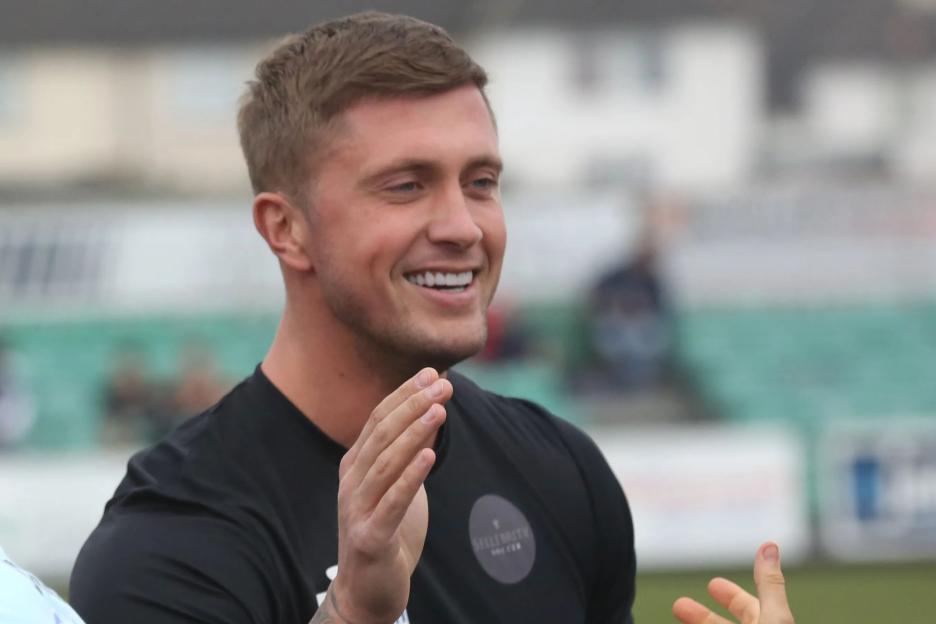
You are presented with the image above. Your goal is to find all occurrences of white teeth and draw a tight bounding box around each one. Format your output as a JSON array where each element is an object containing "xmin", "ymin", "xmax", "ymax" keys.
[{"xmin": 406, "ymin": 270, "xmax": 474, "ymax": 288}]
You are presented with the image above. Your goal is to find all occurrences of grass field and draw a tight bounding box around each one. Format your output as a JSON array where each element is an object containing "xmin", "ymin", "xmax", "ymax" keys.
[
  {"xmin": 57, "ymin": 560, "xmax": 935, "ymax": 622},
  {"xmin": 635, "ymin": 561, "xmax": 936, "ymax": 623}
]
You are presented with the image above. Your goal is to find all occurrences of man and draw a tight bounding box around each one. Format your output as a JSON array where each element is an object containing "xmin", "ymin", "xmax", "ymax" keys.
[
  {"xmin": 70, "ymin": 12, "xmax": 794, "ymax": 624},
  {"xmin": 0, "ymin": 546, "xmax": 85, "ymax": 623}
]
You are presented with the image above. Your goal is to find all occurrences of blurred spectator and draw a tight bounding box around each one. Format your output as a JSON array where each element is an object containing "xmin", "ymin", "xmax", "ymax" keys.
[
  {"xmin": 167, "ymin": 342, "xmax": 228, "ymax": 424},
  {"xmin": 0, "ymin": 338, "xmax": 37, "ymax": 450},
  {"xmin": 578, "ymin": 217, "xmax": 673, "ymax": 394},
  {"xmin": 101, "ymin": 342, "xmax": 165, "ymax": 445}
]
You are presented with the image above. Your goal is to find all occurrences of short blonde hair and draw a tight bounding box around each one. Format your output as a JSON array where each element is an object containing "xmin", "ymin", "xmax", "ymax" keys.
[{"xmin": 237, "ymin": 11, "xmax": 489, "ymax": 198}]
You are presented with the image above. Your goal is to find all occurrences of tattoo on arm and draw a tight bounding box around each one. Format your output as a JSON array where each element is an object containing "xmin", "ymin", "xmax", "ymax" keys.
[{"xmin": 308, "ymin": 586, "xmax": 353, "ymax": 624}]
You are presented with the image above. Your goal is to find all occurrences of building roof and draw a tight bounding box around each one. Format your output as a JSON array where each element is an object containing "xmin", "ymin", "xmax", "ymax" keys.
[
  {"xmin": 0, "ymin": 0, "xmax": 718, "ymax": 46},
  {"xmin": 3, "ymin": 0, "xmax": 936, "ymax": 107}
]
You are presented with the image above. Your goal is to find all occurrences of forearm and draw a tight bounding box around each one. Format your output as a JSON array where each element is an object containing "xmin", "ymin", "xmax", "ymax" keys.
[{"xmin": 308, "ymin": 586, "xmax": 350, "ymax": 624}]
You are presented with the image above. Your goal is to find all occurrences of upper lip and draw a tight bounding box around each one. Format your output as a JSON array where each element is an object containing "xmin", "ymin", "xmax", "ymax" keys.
[{"xmin": 403, "ymin": 266, "xmax": 480, "ymax": 275}]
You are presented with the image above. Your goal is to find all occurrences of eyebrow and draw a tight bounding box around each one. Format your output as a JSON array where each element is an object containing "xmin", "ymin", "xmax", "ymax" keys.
[{"xmin": 359, "ymin": 155, "xmax": 504, "ymax": 189}]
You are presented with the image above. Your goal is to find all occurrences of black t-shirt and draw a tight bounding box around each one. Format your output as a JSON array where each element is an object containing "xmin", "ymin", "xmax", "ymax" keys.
[{"xmin": 71, "ymin": 367, "xmax": 635, "ymax": 623}]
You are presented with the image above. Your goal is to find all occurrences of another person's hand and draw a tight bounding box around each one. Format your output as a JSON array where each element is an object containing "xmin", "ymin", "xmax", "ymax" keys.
[
  {"xmin": 672, "ymin": 542, "xmax": 795, "ymax": 624},
  {"xmin": 320, "ymin": 368, "xmax": 451, "ymax": 624}
]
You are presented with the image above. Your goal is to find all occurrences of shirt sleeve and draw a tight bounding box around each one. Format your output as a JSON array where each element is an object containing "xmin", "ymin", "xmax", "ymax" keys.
[
  {"xmin": 0, "ymin": 552, "xmax": 86, "ymax": 624},
  {"xmin": 69, "ymin": 511, "xmax": 280, "ymax": 624},
  {"xmin": 557, "ymin": 421, "xmax": 637, "ymax": 624}
]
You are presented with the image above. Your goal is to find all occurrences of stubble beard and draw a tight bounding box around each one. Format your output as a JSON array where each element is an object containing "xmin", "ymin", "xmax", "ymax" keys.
[{"xmin": 323, "ymin": 284, "xmax": 489, "ymax": 379}]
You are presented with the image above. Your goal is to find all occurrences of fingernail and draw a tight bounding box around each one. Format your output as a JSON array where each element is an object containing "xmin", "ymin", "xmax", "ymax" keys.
[
  {"xmin": 427, "ymin": 379, "xmax": 444, "ymax": 398},
  {"xmin": 763, "ymin": 543, "xmax": 779, "ymax": 562},
  {"xmin": 416, "ymin": 369, "xmax": 434, "ymax": 389},
  {"xmin": 421, "ymin": 406, "xmax": 438, "ymax": 424}
]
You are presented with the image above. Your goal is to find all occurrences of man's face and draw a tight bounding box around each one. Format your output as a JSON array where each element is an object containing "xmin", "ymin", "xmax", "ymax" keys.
[{"xmin": 303, "ymin": 85, "xmax": 506, "ymax": 371}]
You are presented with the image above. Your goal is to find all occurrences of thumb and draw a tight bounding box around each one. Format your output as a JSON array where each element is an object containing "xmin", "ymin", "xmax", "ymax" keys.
[{"xmin": 753, "ymin": 542, "xmax": 795, "ymax": 624}]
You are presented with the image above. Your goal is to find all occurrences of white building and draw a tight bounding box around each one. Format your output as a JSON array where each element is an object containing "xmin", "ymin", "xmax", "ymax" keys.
[
  {"xmin": 0, "ymin": 21, "xmax": 763, "ymax": 195},
  {"xmin": 475, "ymin": 23, "xmax": 763, "ymax": 193}
]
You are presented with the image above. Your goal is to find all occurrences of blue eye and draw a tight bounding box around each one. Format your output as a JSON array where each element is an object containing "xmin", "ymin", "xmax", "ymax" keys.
[
  {"xmin": 391, "ymin": 181, "xmax": 419, "ymax": 192},
  {"xmin": 472, "ymin": 178, "xmax": 497, "ymax": 189}
]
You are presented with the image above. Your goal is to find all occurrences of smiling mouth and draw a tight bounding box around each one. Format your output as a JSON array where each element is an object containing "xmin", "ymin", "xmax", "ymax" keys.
[{"xmin": 405, "ymin": 270, "xmax": 475, "ymax": 293}]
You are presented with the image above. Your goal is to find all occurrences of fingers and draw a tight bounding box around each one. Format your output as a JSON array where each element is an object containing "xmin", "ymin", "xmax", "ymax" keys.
[
  {"xmin": 708, "ymin": 578, "xmax": 759, "ymax": 624},
  {"xmin": 673, "ymin": 576, "xmax": 758, "ymax": 624},
  {"xmin": 672, "ymin": 597, "xmax": 733, "ymax": 624},
  {"xmin": 753, "ymin": 542, "xmax": 795, "ymax": 624},
  {"xmin": 342, "ymin": 367, "xmax": 437, "ymax": 474},
  {"xmin": 368, "ymin": 448, "xmax": 435, "ymax": 540},
  {"xmin": 354, "ymin": 401, "xmax": 447, "ymax": 509},
  {"xmin": 342, "ymin": 368, "xmax": 451, "ymax": 485},
  {"xmin": 675, "ymin": 543, "xmax": 795, "ymax": 624},
  {"xmin": 349, "ymin": 377, "xmax": 450, "ymax": 484}
]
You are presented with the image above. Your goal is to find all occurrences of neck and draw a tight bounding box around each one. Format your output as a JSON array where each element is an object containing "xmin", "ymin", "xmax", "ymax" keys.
[{"xmin": 260, "ymin": 299, "xmax": 421, "ymax": 449}]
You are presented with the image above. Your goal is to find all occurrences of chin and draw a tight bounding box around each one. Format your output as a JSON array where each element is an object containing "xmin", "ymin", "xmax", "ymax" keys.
[
  {"xmin": 419, "ymin": 347, "xmax": 480, "ymax": 372},
  {"xmin": 399, "ymin": 325, "xmax": 488, "ymax": 372},
  {"xmin": 421, "ymin": 334, "xmax": 487, "ymax": 371}
]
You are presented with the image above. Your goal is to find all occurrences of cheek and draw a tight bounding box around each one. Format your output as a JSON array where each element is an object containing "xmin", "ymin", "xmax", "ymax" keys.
[
  {"xmin": 480, "ymin": 211, "xmax": 507, "ymax": 264},
  {"xmin": 358, "ymin": 216, "xmax": 422, "ymax": 276},
  {"xmin": 313, "ymin": 200, "xmax": 401, "ymax": 272}
]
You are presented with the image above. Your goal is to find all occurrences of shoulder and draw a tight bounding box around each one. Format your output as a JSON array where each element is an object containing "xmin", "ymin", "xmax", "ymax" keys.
[
  {"xmin": 448, "ymin": 369, "xmax": 631, "ymax": 531},
  {"xmin": 70, "ymin": 509, "xmax": 278, "ymax": 623},
  {"xmin": 447, "ymin": 369, "xmax": 604, "ymax": 462},
  {"xmin": 111, "ymin": 377, "xmax": 258, "ymax": 506},
  {"xmin": 72, "ymin": 374, "xmax": 313, "ymax": 623}
]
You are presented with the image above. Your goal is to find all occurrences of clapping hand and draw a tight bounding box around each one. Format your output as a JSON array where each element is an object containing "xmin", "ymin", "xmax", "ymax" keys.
[
  {"xmin": 673, "ymin": 542, "xmax": 795, "ymax": 624},
  {"xmin": 314, "ymin": 368, "xmax": 451, "ymax": 624}
]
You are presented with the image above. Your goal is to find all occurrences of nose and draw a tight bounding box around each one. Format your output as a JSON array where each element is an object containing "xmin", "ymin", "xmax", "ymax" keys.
[{"xmin": 426, "ymin": 182, "xmax": 483, "ymax": 249}]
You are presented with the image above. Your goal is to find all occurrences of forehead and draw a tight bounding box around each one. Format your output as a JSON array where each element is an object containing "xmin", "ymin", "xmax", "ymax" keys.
[{"xmin": 326, "ymin": 85, "xmax": 500, "ymax": 172}]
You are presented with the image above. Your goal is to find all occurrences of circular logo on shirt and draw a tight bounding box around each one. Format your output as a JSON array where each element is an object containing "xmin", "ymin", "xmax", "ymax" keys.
[{"xmin": 468, "ymin": 494, "xmax": 536, "ymax": 584}]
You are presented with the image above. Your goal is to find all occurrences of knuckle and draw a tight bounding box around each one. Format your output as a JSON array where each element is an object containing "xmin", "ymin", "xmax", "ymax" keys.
[
  {"xmin": 339, "ymin": 452, "xmax": 354, "ymax": 474},
  {"xmin": 372, "ymin": 452, "xmax": 392, "ymax": 480},
  {"xmin": 729, "ymin": 594, "xmax": 758, "ymax": 623},
  {"xmin": 763, "ymin": 571, "xmax": 786, "ymax": 586},
  {"xmin": 382, "ymin": 484, "xmax": 405, "ymax": 510},
  {"xmin": 406, "ymin": 390, "xmax": 429, "ymax": 413},
  {"xmin": 369, "ymin": 407, "xmax": 386, "ymax": 425},
  {"xmin": 349, "ymin": 524, "xmax": 384, "ymax": 557},
  {"xmin": 386, "ymin": 472, "xmax": 419, "ymax": 507},
  {"xmin": 370, "ymin": 420, "xmax": 391, "ymax": 447},
  {"xmin": 397, "ymin": 465, "xmax": 418, "ymax": 490},
  {"xmin": 336, "ymin": 483, "xmax": 354, "ymax": 509},
  {"xmin": 346, "ymin": 524, "xmax": 368, "ymax": 550},
  {"xmin": 740, "ymin": 603, "xmax": 759, "ymax": 623},
  {"xmin": 401, "ymin": 461, "xmax": 426, "ymax": 490}
]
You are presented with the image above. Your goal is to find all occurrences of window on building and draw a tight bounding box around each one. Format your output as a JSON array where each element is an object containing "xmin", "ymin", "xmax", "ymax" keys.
[{"xmin": 572, "ymin": 32, "xmax": 666, "ymax": 96}]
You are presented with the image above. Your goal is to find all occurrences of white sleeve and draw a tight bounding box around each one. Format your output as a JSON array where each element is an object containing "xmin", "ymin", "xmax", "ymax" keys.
[{"xmin": 0, "ymin": 549, "xmax": 85, "ymax": 624}]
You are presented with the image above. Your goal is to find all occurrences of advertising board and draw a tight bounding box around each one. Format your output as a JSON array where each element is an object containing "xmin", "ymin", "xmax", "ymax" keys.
[
  {"xmin": 819, "ymin": 418, "xmax": 936, "ymax": 561},
  {"xmin": 596, "ymin": 424, "xmax": 810, "ymax": 569}
]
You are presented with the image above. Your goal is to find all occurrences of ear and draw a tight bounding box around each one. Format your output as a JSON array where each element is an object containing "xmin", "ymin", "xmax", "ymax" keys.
[{"xmin": 253, "ymin": 192, "xmax": 314, "ymax": 272}]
